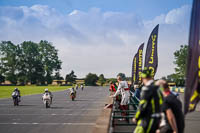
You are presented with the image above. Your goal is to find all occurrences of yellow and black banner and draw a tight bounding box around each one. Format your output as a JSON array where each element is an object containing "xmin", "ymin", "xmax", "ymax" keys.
[
  {"xmin": 184, "ymin": 0, "xmax": 200, "ymax": 114},
  {"xmin": 144, "ymin": 24, "xmax": 159, "ymax": 78},
  {"xmin": 131, "ymin": 43, "xmax": 144, "ymax": 85},
  {"xmin": 136, "ymin": 43, "xmax": 144, "ymax": 83},
  {"xmin": 132, "ymin": 52, "xmax": 138, "ymax": 85}
]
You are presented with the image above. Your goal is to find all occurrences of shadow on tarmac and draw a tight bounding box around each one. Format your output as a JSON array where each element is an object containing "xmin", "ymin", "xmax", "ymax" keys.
[
  {"xmin": 74, "ymin": 99, "xmax": 91, "ymax": 101},
  {"xmin": 50, "ymin": 107, "xmax": 65, "ymax": 109},
  {"xmin": 19, "ymin": 104, "xmax": 36, "ymax": 107}
]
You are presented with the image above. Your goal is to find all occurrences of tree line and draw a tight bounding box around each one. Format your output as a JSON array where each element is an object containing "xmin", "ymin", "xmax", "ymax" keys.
[
  {"xmin": 0, "ymin": 40, "xmax": 108, "ymax": 86},
  {"xmin": 0, "ymin": 40, "xmax": 62, "ymax": 85},
  {"xmin": 65, "ymin": 71, "xmax": 107, "ymax": 86},
  {"xmin": 162, "ymin": 45, "xmax": 188, "ymax": 86}
]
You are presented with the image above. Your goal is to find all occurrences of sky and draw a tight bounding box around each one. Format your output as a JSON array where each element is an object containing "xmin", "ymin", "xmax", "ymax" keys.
[{"xmin": 0, "ymin": 0, "xmax": 193, "ymax": 78}]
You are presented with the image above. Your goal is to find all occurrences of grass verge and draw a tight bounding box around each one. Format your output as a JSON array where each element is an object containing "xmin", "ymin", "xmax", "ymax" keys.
[{"xmin": 0, "ymin": 86, "xmax": 71, "ymax": 99}]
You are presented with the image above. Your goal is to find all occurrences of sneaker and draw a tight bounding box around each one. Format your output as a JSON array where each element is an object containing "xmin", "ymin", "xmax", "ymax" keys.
[{"xmin": 118, "ymin": 118, "xmax": 126, "ymax": 121}]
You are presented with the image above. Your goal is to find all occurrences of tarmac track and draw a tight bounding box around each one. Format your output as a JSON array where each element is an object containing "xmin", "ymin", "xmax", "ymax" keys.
[
  {"xmin": 1, "ymin": 88, "xmax": 200, "ymax": 133},
  {"xmin": 0, "ymin": 86, "xmax": 109, "ymax": 133}
]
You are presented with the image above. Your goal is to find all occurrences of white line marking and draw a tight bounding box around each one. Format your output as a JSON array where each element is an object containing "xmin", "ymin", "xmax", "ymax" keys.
[
  {"xmin": 0, "ymin": 108, "xmax": 101, "ymax": 111},
  {"xmin": 0, "ymin": 114, "xmax": 99, "ymax": 116},
  {"xmin": 0, "ymin": 123, "xmax": 96, "ymax": 126},
  {"xmin": 0, "ymin": 102, "xmax": 105, "ymax": 105}
]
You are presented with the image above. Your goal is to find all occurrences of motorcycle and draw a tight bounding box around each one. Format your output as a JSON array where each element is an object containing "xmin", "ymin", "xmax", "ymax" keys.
[
  {"xmin": 70, "ymin": 92, "xmax": 76, "ymax": 101},
  {"xmin": 81, "ymin": 86, "xmax": 84, "ymax": 91},
  {"xmin": 12, "ymin": 92, "xmax": 20, "ymax": 106},
  {"xmin": 42, "ymin": 93, "xmax": 51, "ymax": 108}
]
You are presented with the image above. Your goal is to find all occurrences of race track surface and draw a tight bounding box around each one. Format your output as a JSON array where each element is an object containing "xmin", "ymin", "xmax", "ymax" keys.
[{"xmin": 0, "ymin": 86, "xmax": 109, "ymax": 133}]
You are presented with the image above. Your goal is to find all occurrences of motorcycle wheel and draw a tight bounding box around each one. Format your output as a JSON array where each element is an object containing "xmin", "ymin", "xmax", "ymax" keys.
[
  {"xmin": 13, "ymin": 98, "xmax": 18, "ymax": 106},
  {"xmin": 46, "ymin": 102, "xmax": 49, "ymax": 108},
  {"xmin": 16, "ymin": 97, "xmax": 19, "ymax": 106},
  {"xmin": 13, "ymin": 99, "xmax": 16, "ymax": 106}
]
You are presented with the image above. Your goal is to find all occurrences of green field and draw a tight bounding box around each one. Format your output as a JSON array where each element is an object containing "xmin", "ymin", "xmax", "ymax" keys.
[{"xmin": 0, "ymin": 86, "xmax": 71, "ymax": 99}]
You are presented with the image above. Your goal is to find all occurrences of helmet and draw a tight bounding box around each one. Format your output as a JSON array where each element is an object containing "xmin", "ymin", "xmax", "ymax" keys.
[
  {"xmin": 45, "ymin": 88, "xmax": 48, "ymax": 92},
  {"xmin": 14, "ymin": 88, "xmax": 18, "ymax": 91},
  {"xmin": 141, "ymin": 68, "xmax": 153, "ymax": 78}
]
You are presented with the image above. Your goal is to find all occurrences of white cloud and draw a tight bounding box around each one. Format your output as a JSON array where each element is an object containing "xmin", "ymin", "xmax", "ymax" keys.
[
  {"xmin": 0, "ymin": 4, "xmax": 191, "ymax": 78},
  {"xmin": 165, "ymin": 5, "xmax": 191, "ymax": 25}
]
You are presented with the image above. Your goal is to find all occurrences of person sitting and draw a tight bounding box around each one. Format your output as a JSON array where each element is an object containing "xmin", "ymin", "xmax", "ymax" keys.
[
  {"xmin": 12, "ymin": 88, "xmax": 21, "ymax": 101},
  {"xmin": 43, "ymin": 88, "xmax": 53, "ymax": 103},
  {"xmin": 80, "ymin": 84, "xmax": 84, "ymax": 90},
  {"xmin": 75, "ymin": 84, "xmax": 78, "ymax": 90},
  {"xmin": 69, "ymin": 87, "xmax": 76, "ymax": 96}
]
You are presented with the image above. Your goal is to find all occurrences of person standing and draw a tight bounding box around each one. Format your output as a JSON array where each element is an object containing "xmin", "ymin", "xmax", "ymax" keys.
[
  {"xmin": 156, "ymin": 80, "xmax": 184, "ymax": 133},
  {"xmin": 110, "ymin": 74, "xmax": 130, "ymax": 120},
  {"xmin": 109, "ymin": 82, "xmax": 116, "ymax": 92},
  {"xmin": 133, "ymin": 68, "xmax": 163, "ymax": 133}
]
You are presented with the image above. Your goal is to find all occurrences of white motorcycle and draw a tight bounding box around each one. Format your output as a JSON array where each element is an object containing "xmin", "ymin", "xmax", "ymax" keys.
[{"xmin": 42, "ymin": 93, "xmax": 51, "ymax": 108}]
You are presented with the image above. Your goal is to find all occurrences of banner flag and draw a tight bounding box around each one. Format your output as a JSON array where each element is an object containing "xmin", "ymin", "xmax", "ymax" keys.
[
  {"xmin": 131, "ymin": 43, "xmax": 144, "ymax": 85},
  {"xmin": 132, "ymin": 52, "xmax": 138, "ymax": 85},
  {"xmin": 144, "ymin": 24, "xmax": 159, "ymax": 77},
  {"xmin": 184, "ymin": 0, "xmax": 200, "ymax": 114},
  {"xmin": 136, "ymin": 43, "xmax": 144, "ymax": 83}
]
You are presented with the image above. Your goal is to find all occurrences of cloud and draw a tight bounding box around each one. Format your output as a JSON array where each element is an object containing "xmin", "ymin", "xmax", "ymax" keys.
[{"xmin": 0, "ymin": 4, "xmax": 191, "ymax": 78}]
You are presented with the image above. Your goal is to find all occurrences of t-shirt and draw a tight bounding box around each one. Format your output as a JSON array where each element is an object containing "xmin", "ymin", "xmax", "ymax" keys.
[{"xmin": 162, "ymin": 94, "xmax": 185, "ymax": 133}]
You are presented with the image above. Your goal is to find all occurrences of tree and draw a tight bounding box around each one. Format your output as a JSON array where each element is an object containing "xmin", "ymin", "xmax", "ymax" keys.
[
  {"xmin": 54, "ymin": 72, "xmax": 64, "ymax": 85},
  {"xmin": 0, "ymin": 74, "xmax": 5, "ymax": 84},
  {"xmin": 85, "ymin": 73, "xmax": 99, "ymax": 86},
  {"xmin": 0, "ymin": 40, "xmax": 62, "ymax": 85},
  {"xmin": 171, "ymin": 45, "xmax": 188, "ymax": 86},
  {"xmin": 107, "ymin": 78, "xmax": 117, "ymax": 84},
  {"xmin": 38, "ymin": 40, "xmax": 62, "ymax": 84},
  {"xmin": 174, "ymin": 45, "xmax": 188, "ymax": 78},
  {"xmin": 163, "ymin": 45, "xmax": 188, "ymax": 86},
  {"xmin": 98, "ymin": 74, "xmax": 106, "ymax": 86},
  {"xmin": 65, "ymin": 70, "xmax": 77, "ymax": 84},
  {"xmin": 19, "ymin": 41, "xmax": 44, "ymax": 84},
  {"xmin": 0, "ymin": 41, "xmax": 18, "ymax": 84}
]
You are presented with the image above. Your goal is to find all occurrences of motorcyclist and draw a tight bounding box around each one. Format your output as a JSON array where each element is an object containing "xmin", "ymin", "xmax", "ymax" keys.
[
  {"xmin": 43, "ymin": 88, "xmax": 53, "ymax": 103},
  {"xmin": 75, "ymin": 84, "xmax": 78, "ymax": 90},
  {"xmin": 70, "ymin": 87, "xmax": 76, "ymax": 95},
  {"xmin": 80, "ymin": 84, "xmax": 84, "ymax": 91},
  {"xmin": 12, "ymin": 88, "xmax": 21, "ymax": 101}
]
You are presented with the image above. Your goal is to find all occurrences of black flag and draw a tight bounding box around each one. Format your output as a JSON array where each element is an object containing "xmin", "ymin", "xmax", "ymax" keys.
[
  {"xmin": 144, "ymin": 24, "xmax": 159, "ymax": 77},
  {"xmin": 184, "ymin": 0, "xmax": 200, "ymax": 114},
  {"xmin": 136, "ymin": 43, "xmax": 144, "ymax": 83},
  {"xmin": 131, "ymin": 43, "xmax": 144, "ymax": 85}
]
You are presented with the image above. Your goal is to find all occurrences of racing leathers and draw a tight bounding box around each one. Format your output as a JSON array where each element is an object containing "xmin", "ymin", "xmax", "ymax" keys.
[
  {"xmin": 113, "ymin": 81, "xmax": 130, "ymax": 117},
  {"xmin": 113, "ymin": 81, "xmax": 130, "ymax": 105},
  {"xmin": 43, "ymin": 91, "xmax": 53, "ymax": 103},
  {"xmin": 134, "ymin": 80, "xmax": 163, "ymax": 133}
]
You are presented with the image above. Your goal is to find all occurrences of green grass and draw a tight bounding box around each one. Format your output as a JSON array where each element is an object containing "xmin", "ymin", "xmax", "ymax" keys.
[{"xmin": 0, "ymin": 86, "xmax": 71, "ymax": 99}]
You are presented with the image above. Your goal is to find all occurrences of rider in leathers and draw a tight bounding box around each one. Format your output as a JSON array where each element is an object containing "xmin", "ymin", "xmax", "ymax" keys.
[{"xmin": 133, "ymin": 68, "xmax": 163, "ymax": 133}]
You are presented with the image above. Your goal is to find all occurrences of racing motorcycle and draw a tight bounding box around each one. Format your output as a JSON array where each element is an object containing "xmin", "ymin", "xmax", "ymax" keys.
[
  {"xmin": 70, "ymin": 92, "xmax": 76, "ymax": 101},
  {"xmin": 12, "ymin": 92, "xmax": 20, "ymax": 106},
  {"xmin": 42, "ymin": 93, "xmax": 51, "ymax": 108}
]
